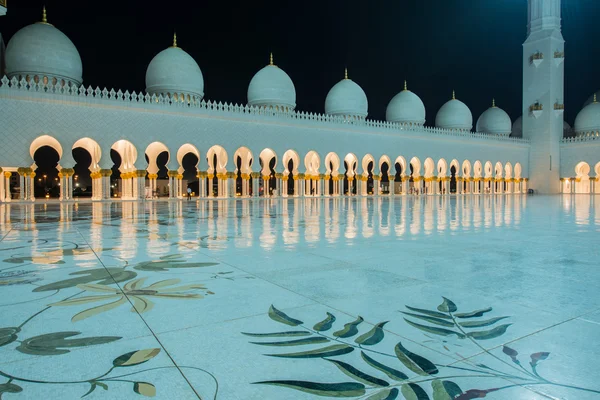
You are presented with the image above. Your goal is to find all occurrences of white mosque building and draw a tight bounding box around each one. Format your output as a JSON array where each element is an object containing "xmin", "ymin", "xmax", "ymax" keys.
[{"xmin": 0, "ymin": 0, "xmax": 598, "ymax": 202}]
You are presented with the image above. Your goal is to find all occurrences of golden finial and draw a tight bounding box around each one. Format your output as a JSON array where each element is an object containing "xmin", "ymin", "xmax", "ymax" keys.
[
  {"xmin": 344, "ymin": 67, "xmax": 349, "ymax": 80},
  {"xmin": 172, "ymin": 32, "xmax": 177, "ymax": 47},
  {"xmin": 269, "ymin": 52, "xmax": 274, "ymax": 66},
  {"xmin": 42, "ymin": 6, "xmax": 48, "ymax": 24},
  {"xmin": 492, "ymin": 98, "xmax": 496, "ymax": 107},
  {"xmin": 452, "ymin": 90, "xmax": 456, "ymax": 100},
  {"xmin": 404, "ymin": 80, "xmax": 408, "ymax": 91}
]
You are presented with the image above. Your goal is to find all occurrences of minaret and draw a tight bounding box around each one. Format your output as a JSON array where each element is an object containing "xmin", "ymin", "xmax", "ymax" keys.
[{"xmin": 523, "ymin": 0, "xmax": 564, "ymax": 194}]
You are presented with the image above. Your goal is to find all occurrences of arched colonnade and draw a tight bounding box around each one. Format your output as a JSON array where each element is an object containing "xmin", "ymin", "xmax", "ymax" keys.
[{"xmin": 0, "ymin": 135, "xmax": 528, "ymax": 202}]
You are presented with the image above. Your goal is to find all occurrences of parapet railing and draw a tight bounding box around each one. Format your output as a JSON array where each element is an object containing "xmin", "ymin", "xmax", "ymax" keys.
[
  {"xmin": 561, "ymin": 135, "xmax": 600, "ymax": 144},
  {"xmin": 0, "ymin": 76, "xmax": 529, "ymax": 145}
]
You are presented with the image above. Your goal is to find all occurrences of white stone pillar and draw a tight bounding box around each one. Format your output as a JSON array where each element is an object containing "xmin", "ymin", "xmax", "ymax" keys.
[
  {"xmin": 18, "ymin": 172, "xmax": 25, "ymax": 201},
  {"xmin": 402, "ymin": 177, "xmax": 408, "ymax": 195},
  {"xmin": 0, "ymin": 171, "xmax": 4, "ymax": 202},
  {"xmin": 374, "ymin": 176, "xmax": 380, "ymax": 195},
  {"xmin": 388, "ymin": 176, "xmax": 395, "ymax": 196}
]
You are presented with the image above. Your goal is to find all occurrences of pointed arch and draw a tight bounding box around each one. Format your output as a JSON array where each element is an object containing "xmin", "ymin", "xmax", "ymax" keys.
[
  {"xmin": 437, "ymin": 158, "xmax": 448, "ymax": 177},
  {"xmin": 73, "ymin": 138, "xmax": 101, "ymax": 170},
  {"xmin": 424, "ymin": 158, "xmax": 435, "ymax": 178},
  {"xmin": 259, "ymin": 148, "xmax": 278, "ymax": 176},
  {"xmin": 504, "ymin": 162, "xmax": 513, "ymax": 179},
  {"xmin": 379, "ymin": 155, "xmax": 392, "ymax": 173},
  {"xmin": 484, "ymin": 161, "xmax": 493, "ymax": 178},
  {"xmin": 233, "ymin": 147, "xmax": 252, "ymax": 173},
  {"xmin": 409, "ymin": 157, "xmax": 421, "ymax": 177},
  {"xmin": 361, "ymin": 154, "xmax": 376, "ymax": 175},
  {"xmin": 494, "ymin": 162, "xmax": 503, "ymax": 177},
  {"xmin": 145, "ymin": 141, "xmax": 170, "ymax": 175},
  {"xmin": 325, "ymin": 152, "xmax": 340, "ymax": 176},
  {"xmin": 514, "ymin": 163, "xmax": 522, "ymax": 179},
  {"xmin": 575, "ymin": 162, "xmax": 591, "ymax": 193},
  {"xmin": 283, "ymin": 150, "xmax": 300, "ymax": 175},
  {"xmin": 207, "ymin": 145, "xmax": 228, "ymax": 173},
  {"xmin": 304, "ymin": 150, "xmax": 321, "ymax": 175},
  {"xmin": 30, "ymin": 135, "xmax": 63, "ymax": 160},
  {"xmin": 462, "ymin": 160, "xmax": 472, "ymax": 177},
  {"xmin": 112, "ymin": 140, "xmax": 138, "ymax": 171},
  {"xmin": 394, "ymin": 156, "xmax": 407, "ymax": 175},
  {"xmin": 344, "ymin": 153, "xmax": 358, "ymax": 177},
  {"xmin": 473, "ymin": 160, "xmax": 483, "ymax": 178}
]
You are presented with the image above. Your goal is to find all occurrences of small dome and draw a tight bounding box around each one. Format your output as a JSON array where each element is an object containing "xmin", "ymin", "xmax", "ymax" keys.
[
  {"xmin": 386, "ymin": 82, "xmax": 425, "ymax": 126},
  {"xmin": 325, "ymin": 69, "xmax": 368, "ymax": 119},
  {"xmin": 574, "ymin": 95, "xmax": 600, "ymax": 136},
  {"xmin": 145, "ymin": 34, "xmax": 204, "ymax": 101},
  {"xmin": 5, "ymin": 9, "xmax": 83, "ymax": 86},
  {"xmin": 511, "ymin": 116, "xmax": 574, "ymax": 138},
  {"xmin": 476, "ymin": 100, "xmax": 512, "ymax": 135},
  {"xmin": 435, "ymin": 92, "xmax": 472, "ymax": 131},
  {"xmin": 247, "ymin": 54, "xmax": 296, "ymax": 111}
]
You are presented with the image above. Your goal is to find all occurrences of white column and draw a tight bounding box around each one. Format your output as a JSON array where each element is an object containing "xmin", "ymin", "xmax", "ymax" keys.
[{"xmin": 0, "ymin": 172, "xmax": 4, "ymax": 202}]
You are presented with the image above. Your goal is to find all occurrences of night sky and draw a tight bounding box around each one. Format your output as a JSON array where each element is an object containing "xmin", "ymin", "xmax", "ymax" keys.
[{"xmin": 2, "ymin": 0, "xmax": 599, "ymax": 124}]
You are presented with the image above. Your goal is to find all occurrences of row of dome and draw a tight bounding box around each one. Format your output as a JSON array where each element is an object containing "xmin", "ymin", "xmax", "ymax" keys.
[{"xmin": 4, "ymin": 9, "xmax": 600, "ymax": 137}]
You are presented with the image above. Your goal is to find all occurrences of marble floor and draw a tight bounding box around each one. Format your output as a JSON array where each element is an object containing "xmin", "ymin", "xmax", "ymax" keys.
[{"xmin": 0, "ymin": 195, "xmax": 599, "ymax": 400}]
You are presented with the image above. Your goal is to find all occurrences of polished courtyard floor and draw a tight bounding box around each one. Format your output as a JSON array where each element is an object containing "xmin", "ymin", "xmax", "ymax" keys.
[{"xmin": 0, "ymin": 196, "xmax": 599, "ymax": 399}]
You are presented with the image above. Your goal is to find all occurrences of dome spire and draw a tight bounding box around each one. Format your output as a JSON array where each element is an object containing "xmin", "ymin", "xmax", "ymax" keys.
[
  {"xmin": 269, "ymin": 52, "xmax": 274, "ymax": 66},
  {"xmin": 172, "ymin": 32, "xmax": 177, "ymax": 48},
  {"xmin": 404, "ymin": 80, "xmax": 408, "ymax": 91},
  {"xmin": 40, "ymin": 6, "xmax": 50, "ymax": 25},
  {"xmin": 492, "ymin": 98, "xmax": 496, "ymax": 107},
  {"xmin": 452, "ymin": 90, "xmax": 456, "ymax": 100},
  {"xmin": 344, "ymin": 67, "xmax": 349, "ymax": 80}
]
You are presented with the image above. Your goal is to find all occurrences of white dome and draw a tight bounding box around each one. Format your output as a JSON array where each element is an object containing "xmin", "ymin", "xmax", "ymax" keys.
[
  {"xmin": 574, "ymin": 98, "xmax": 600, "ymax": 136},
  {"xmin": 511, "ymin": 116, "xmax": 573, "ymax": 138},
  {"xmin": 325, "ymin": 71, "xmax": 368, "ymax": 118},
  {"xmin": 5, "ymin": 19, "xmax": 83, "ymax": 86},
  {"xmin": 145, "ymin": 38, "xmax": 204, "ymax": 101},
  {"xmin": 386, "ymin": 83, "xmax": 425, "ymax": 126},
  {"xmin": 476, "ymin": 101, "xmax": 512, "ymax": 135},
  {"xmin": 435, "ymin": 93, "xmax": 472, "ymax": 131},
  {"xmin": 247, "ymin": 59, "xmax": 296, "ymax": 110}
]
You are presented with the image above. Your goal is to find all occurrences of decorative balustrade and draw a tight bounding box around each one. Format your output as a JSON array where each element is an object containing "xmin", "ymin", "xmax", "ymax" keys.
[
  {"xmin": 0, "ymin": 75, "xmax": 529, "ymax": 144},
  {"xmin": 561, "ymin": 134, "xmax": 600, "ymax": 144}
]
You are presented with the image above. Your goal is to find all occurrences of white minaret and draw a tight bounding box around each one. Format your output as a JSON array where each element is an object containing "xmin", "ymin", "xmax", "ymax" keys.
[{"xmin": 523, "ymin": 0, "xmax": 564, "ymax": 194}]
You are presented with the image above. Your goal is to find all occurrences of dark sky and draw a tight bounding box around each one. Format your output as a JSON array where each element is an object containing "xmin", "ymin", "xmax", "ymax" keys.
[{"xmin": 2, "ymin": 0, "xmax": 600, "ymax": 126}]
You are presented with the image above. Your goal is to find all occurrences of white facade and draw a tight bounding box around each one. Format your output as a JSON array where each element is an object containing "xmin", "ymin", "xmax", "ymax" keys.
[{"xmin": 0, "ymin": 0, "xmax": 599, "ymax": 202}]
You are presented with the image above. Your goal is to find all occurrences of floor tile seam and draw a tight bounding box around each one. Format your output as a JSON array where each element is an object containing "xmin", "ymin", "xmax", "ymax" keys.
[
  {"xmin": 73, "ymin": 227, "xmax": 203, "ymax": 400},
  {"xmin": 446, "ymin": 306, "xmax": 600, "ymax": 369},
  {"xmin": 153, "ymin": 303, "xmax": 320, "ymax": 336},
  {"xmin": 0, "ymin": 228, "xmax": 14, "ymax": 243}
]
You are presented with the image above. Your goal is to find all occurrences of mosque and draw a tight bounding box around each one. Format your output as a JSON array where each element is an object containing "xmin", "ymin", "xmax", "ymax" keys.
[{"xmin": 0, "ymin": 0, "xmax": 598, "ymax": 202}]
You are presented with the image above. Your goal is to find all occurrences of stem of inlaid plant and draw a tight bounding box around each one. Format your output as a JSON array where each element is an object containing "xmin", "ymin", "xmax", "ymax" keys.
[
  {"xmin": 449, "ymin": 312, "xmax": 540, "ymax": 381},
  {"xmin": 300, "ymin": 324, "xmax": 526, "ymax": 381},
  {"xmin": 17, "ymin": 290, "xmax": 85, "ymax": 329}
]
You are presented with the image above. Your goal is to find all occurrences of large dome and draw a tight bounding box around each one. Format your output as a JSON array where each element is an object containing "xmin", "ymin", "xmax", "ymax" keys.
[
  {"xmin": 325, "ymin": 69, "xmax": 368, "ymax": 119},
  {"xmin": 5, "ymin": 9, "xmax": 82, "ymax": 86},
  {"xmin": 574, "ymin": 95, "xmax": 600, "ymax": 136},
  {"xmin": 435, "ymin": 92, "xmax": 472, "ymax": 131},
  {"xmin": 247, "ymin": 54, "xmax": 296, "ymax": 111},
  {"xmin": 476, "ymin": 100, "xmax": 512, "ymax": 135},
  {"xmin": 145, "ymin": 34, "xmax": 204, "ymax": 101},
  {"xmin": 386, "ymin": 82, "xmax": 425, "ymax": 126}
]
